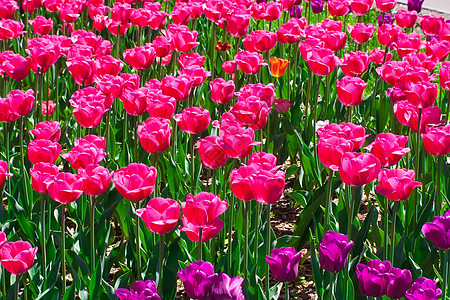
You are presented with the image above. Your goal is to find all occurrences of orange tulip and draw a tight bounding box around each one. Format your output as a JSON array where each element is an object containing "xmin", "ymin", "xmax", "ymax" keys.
[{"xmin": 270, "ymin": 57, "xmax": 290, "ymax": 78}]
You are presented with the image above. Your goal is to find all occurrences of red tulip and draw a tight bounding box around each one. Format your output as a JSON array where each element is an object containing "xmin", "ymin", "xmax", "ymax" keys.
[
  {"xmin": 28, "ymin": 16, "xmax": 53, "ymax": 36},
  {"xmin": 30, "ymin": 121, "xmax": 61, "ymax": 142},
  {"xmin": 0, "ymin": 19, "xmax": 25, "ymax": 40},
  {"xmin": 375, "ymin": 0, "xmax": 397, "ymax": 12},
  {"xmin": 137, "ymin": 117, "xmax": 172, "ymax": 153},
  {"xmin": 1, "ymin": 52, "xmax": 31, "ymax": 81},
  {"xmin": 318, "ymin": 137, "xmax": 354, "ymax": 171},
  {"xmin": 404, "ymin": 81, "xmax": 437, "ymax": 108},
  {"xmin": 62, "ymin": 143, "xmax": 106, "ymax": 170},
  {"xmin": 8, "ymin": 89, "xmax": 34, "ymax": 117},
  {"xmin": 317, "ymin": 122, "xmax": 369, "ymax": 151},
  {"xmin": 29, "ymin": 162, "xmax": 59, "ymax": 193},
  {"xmin": 123, "ymin": 45, "xmax": 156, "ymax": 71},
  {"xmin": 277, "ymin": 18, "xmax": 304, "ymax": 44},
  {"xmin": 210, "ymin": 78, "xmax": 235, "ymax": 105},
  {"xmin": 0, "ymin": 241, "xmax": 37, "ymax": 275},
  {"xmin": 243, "ymin": 30, "xmax": 277, "ymax": 53},
  {"xmin": 426, "ymin": 39, "xmax": 450, "ymax": 62},
  {"xmin": 197, "ymin": 136, "xmax": 228, "ymax": 170},
  {"xmin": 47, "ymin": 172, "xmax": 83, "ymax": 204},
  {"xmin": 112, "ymin": 163, "xmax": 157, "ymax": 201},
  {"xmin": 252, "ymin": 170, "xmax": 285, "ymax": 205},
  {"xmin": 396, "ymin": 33, "xmax": 424, "ymax": 57},
  {"xmin": 174, "ymin": 107, "xmax": 211, "ymax": 135},
  {"xmin": 180, "ymin": 192, "xmax": 228, "ymax": 228},
  {"xmin": 161, "ymin": 75, "xmax": 192, "ymax": 101},
  {"xmin": 78, "ymin": 164, "xmax": 112, "ymax": 196},
  {"xmin": 274, "ymin": 98, "xmax": 292, "ymax": 113},
  {"xmin": 136, "ymin": 197, "xmax": 180, "ymax": 235},
  {"xmin": 306, "ymin": 47, "xmax": 340, "ymax": 77},
  {"xmin": 395, "ymin": 9, "xmax": 418, "ymax": 29},
  {"xmin": 234, "ymin": 50, "xmax": 267, "ymax": 75},
  {"xmin": 328, "ymin": 0, "xmax": 350, "ymax": 16},
  {"xmin": 340, "ymin": 51, "xmax": 370, "ymax": 77},
  {"xmin": 0, "ymin": 160, "xmax": 13, "ymax": 189},
  {"xmin": 230, "ymin": 165, "xmax": 258, "ymax": 201},
  {"xmin": 339, "ymin": 152, "xmax": 381, "ymax": 186},
  {"xmin": 375, "ymin": 169, "xmax": 421, "ymax": 201},
  {"xmin": 365, "ymin": 133, "xmax": 410, "ymax": 167},
  {"xmin": 421, "ymin": 124, "xmax": 450, "ymax": 156},
  {"xmin": 349, "ymin": 0, "xmax": 374, "ymax": 15},
  {"xmin": 28, "ymin": 139, "xmax": 61, "ymax": 165},
  {"xmin": 347, "ymin": 23, "xmax": 375, "ymax": 44},
  {"xmin": 419, "ymin": 14, "xmax": 444, "ymax": 36},
  {"xmin": 337, "ymin": 76, "xmax": 367, "ymax": 106}
]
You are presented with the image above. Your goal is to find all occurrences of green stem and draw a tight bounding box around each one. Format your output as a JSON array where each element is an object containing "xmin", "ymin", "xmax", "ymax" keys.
[
  {"xmin": 265, "ymin": 205, "xmax": 271, "ymax": 299},
  {"xmin": 19, "ymin": 118, "xmax": 30, "ymax": 215},
  {"xmin": 198, "ymin": 227, "xmax": 203, "ymax": 261},
  {"xmin": 41, "ymin": 194, "xmax": 47, "ymax": 280},
  {"xmin": 413, "ymin": 108, "xmax": 422, "ymax": 225},
  {"xmin": 346, "ymin": 185, "xmax": 353, "ymax": 238},
  {"xmin": 158, "ymin": 234, "xmax": 164, "ymax": 295},
  {"xmin": 153, "ymin": 152, "xmax": 159, "ymax": 197},
  {"xmin": 2, "ymin": 266, "xmax": 6, "ymax": 298},
  {"xmin": 329, "ymin": 273, "xmax": 335, "ymax": 300},
  {"xmin": 346, "ymin": 106, "xmax": 352, "ymax": 122},
  {"xmin": 23, "ymin": 273, "xmax": 27, "ymax": 300},
  {"xmin": 254, "ymin": 202, "xmax": 261, "ymax": 277},
  {"xmin": 436, "ymin": 156, "xmax": 442, "ymax": 215},
  {"xmin": 115, "ymin": 25, "xmax": 121, "ymax": 59},
  {"xmin": 5, "ymin": 122, "xmax": 10, "ymax": 194},
  {"xmin": 384, "ymin": 196, "xmax": 389, "ymax": 260},
  {"xmin": 134, "ymin": 116, "xmax": 139, "ymax": 163},
  {"xmin": 324, "ymin": 171, "xmax": 334, "ymax": 232},
  {"xmin": 227, "ymin": 195, "xmax": 234, "ymax": 274},
  {"xmin": 285, "ymin": 282, "xmax": 289, "ymax": 300},
  {"xmin": 447, "ymin": 250, "xmax": 450, "ymax": 299},
  {"xmin": 243, "ymin": 202, "xmax": 249, "ymax": 285},
  {"xmin": 447, "ymin": 90, "xmax": 450, "ymax": 121},
  {"xmin": 90, "ymin": 196, "xmax": 95, "ymax": 276},
  {"xmin": 191, "ymin": 134, "xmax": 196, "ymax": 194},
  {"xmin": 135, "ymin": 202, "xmax": 141, "ymax": 280},
  {"xmin": 123, "ymin": 112, "xmax": 128, "ymax": 164},
  {"xmin": 312, "ymin": 75, "xmax": 321, "ymax": 166},
  {"xmin": 305, "ymin": 70, "xmax": 313, "ymax": 140},
  {"xmin": 61, "ymin": 204, "xmax": 66, "ymax": 295},
  {"xmin": 15, "ymin": 274, "xmax": 19, "ymax": 300},
  {"xmin": 391, "ymin": 202, "xmax": 398, "ymax": 263}
]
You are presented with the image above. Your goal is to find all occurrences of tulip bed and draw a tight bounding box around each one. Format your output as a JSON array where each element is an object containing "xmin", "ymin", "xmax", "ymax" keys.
[{"xmin": 0, "ymin": 0, "xmax": 449, "ymax": 298}]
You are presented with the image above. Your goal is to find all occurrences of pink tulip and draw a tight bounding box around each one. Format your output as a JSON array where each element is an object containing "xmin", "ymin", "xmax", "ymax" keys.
[
  {"xmin": 230, "ymin": 165, "xmax": 258, "ymax": 201},
  {"xmin": 318, "ymin": 137, "xmax": 354, "ymax": 171},
  {"xmin": 395, "ymin": 9, "xmax": 418, "ymax": 29},
  {"xmin": 377, "ymin": 24, "xmax": 402, "ymax": 46},
  {"xmin": 0, "ymin": 19, "xmax": 24, "ymax": 40},
  {"xmin": 339, "ymin": 152, "xmax": 381, "ymax": 186},
  {"xmin": 137, "ymin": 117, "xmax": 172, "ymax": 153},
  {"xmin": 274, "ymin": 98, "xmax": 292, "ymax": 113},
  {"xmin": 174, "ymin": 107, "xmax": 211, "ymax": 135},
  {"xmin": 47, "ymin": 172, "xmax": 83, "ymax": 204},
  {"xmin": 238, "ymin": 83, "xmax": 276, "ymax": 107},
  {"xmin": 375, "ymin": 0, "xmax": 397, "ymax": 12},
  {"xmin": 29, "ymin": 162, "xmax": 59, "ymax": 193},
  {"xmin": 225, "ymin": 14, "xmax": 250, "ymax": 37},
  {"xmin": 404, "ymin": 81, "xmax": 437, "ymax": 108},
  {"xmin": 178, "ymin": 66, "xmax": 211, "ymax": 87},
  {"xmin": 123, "ymin": 45, "xmax": 156, "ymax": 71},
  {"xmin": 177, "ymin": 52, "xmax": 206, "ymax": 69},
  {"xmin": 28, "ymin": 16, "xmax": 53, "ymax": 36},
  {"xmin": 340, "ymin": 51, "xmax": 370, "ymax": 77},
  {"xmin": 121, "ymin": 88, "xmax": 148, "ymax": 116},
  {"xmin": 0, "ymin": 0, "xmax": 18, "ymax": 19},
  {"xmin": 234, "ymin": 50, "xmax": 267, "ymax": 75},
  {"xmin": 347, "ymin": 23, "xmax": 375, "ymax": 44},
  {"xmin": 0, "ymin": 241, "xmax": 37, "ymax": 275},
  {"xmin": 94, "ymin": 55, "xmax": 124, "ymax": 78},
  {"xmin": 419, "ymin": 14, "xmax": 444, "ymax": 36},
  {"xmin": 26, "ymin": 37, "xmax": 61, "ymax": 71},
  {"xmin": 0, "ymin": 96, "xmax": 19, "ymax": 122},
  {"xmin": 252, "ymin": 170, "xmax": 285, "ymax": 205},
  {"xmin": 1, "ymin": 52, "xmax": 31, "ymax": 81},
  {"xmin": 161, "ymin": 75, "xmax": 192, "ymax": 102},
  {"xmin": 365, "ymin": 133, "xmax": 410, "ymax": 167},
  {"xmin": 62, "ymin": 143, "xmax": 106, "ymax": 170},
  {"xmin": 306, "ymin": 47, "xmax": 340, "ymax": 77},
  {"xmin": 317, "ymin": 123, "xmax": 369, "ymax": 151},
  {"xmin": 231, "ymin": 97, "xmax": 271, "ymax": 130},
  {"xmin": 28, "ymin": 139, "xmax": 61, "ymax": 165},
  {"xmin": 112, "ymin": 163, "xmax": 157, "ymax": 201},
  {"xmin": 180, "ymin": 192, "xmax": 228, "ymax": 228},
  {"xmin": 349, "ymin": 0, "xmax": 374, "ymax": 16},
  {"xmin": 426, "ymin": 39, "xmax": 450, "ymax": 62},
  {"xmin": 277, "ymin": 18, "xmax": 304, "ymax": 44},
  {"xmin": 78, "ymin": 164, "xmax": 112, "ymax": 196},
  {"xmin": 197, "ymin": 136, "xmax": 228, "ymax": 170},
  {"xmin": 369, "ymin": 48, "xmax": 392, "ymax": 65},
  {"xmin": 394, "ymin": 101, "xmax": 443, "ymax": 133},
  {"xmin": 375, "ymin": 169, "xmax": 421, "ymax": 201},
  {"xmin": 210, "ymin": 78, "xmax": 235, "ymax": 105},
  {"xmin": 337, "ymin": 76, "xmax": 367, "ymax": 107},
  {"xmin": 67, "ymin": 56, "xmax": 96, "ymax": 86},
  {"xmin": 421, "ymin": 124, "xmax": 450, "ymax": 156},
  {"xmin": 30, "ymin": 121, "xmax": 61, "ymax": 142},
  {"xmin": 8, "ymin": 89, "xmax": 34, "ymax": 117},
  {"xmin": 243, "ymin": 30, "xmax": 277, "ymax": 53},
  {"xmin": 146, "ymin": 91, "xmax": 176, "ymax": 119},
  {"xmin": 328, "ymin": 0, "xmax": 350, "ymax": 16},
  {"xmin": 136, "ymin": 197, "xmax": 180, "ymax": 235},
  {"xmin": 0, "ymin": 160, "xmax": 13, "ymax": 189}
]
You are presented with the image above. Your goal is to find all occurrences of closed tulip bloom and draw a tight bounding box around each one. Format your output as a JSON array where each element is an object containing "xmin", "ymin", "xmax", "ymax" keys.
[
  {"xmin": 318, "ymin": 136, "xmax": 354, "ymax": 171},
  {"xmin": 375, "ymin": 0, "xmax": 397, "ymax": 12},
  {"xmin": 270, "ymin": 57, "xmax": 290, "ymax": 78},
  {"xmin": 311, "ymin": 0, "xmax": 324, "ymax": 14},
  {"xmin": 319, "ymin": 231, "xmax": 354, "ymax": 273},
  {"xmin": 123, "ymin": 45, "xmax": 156, "ymax": 71},
  {"xmin": 375, "ymin": 168, "xmax": 421, "ymax": 201},
  {"xmin": 405, "ymin": 81, "xmax": 437, "ymax": 108},
  {"xmin": 2, "ymin": 53, "xmax": 31, "ymax": 81},
  {"xmin": 0, "ymin": 241, "xmax": 37, "ymax": 275},
  {"xmin": 347, "ymin": 23, "xmax": 375, "ymax": 44},
  {"xmin": 210, "ymin": 78, "xmax": 235, "ymax": 104},
  {"xmin": 67, "ymin": 56, "xmax": 96, "ymax": 86},
  {"xmin": 230, "ymin": 165, "xmax": 258, "ymax": 201},
  {"xmin": 421, "ymin": 124, "xmax": 450, "ymax": 156},
  {"xmin": 75, "ymin": 135, "xmax": 106, "ymax": 149},
  {"xmin": 178, "ymin": 261, "xmax": 217, "ymax": 299},
  {"xmin": 337, "ymin": 76, "xmax": 367, "ymax": 107},
  {"xmin": 112, "ymin": 163, "xmax": 157, "ymax": 201},
  {"xmin": 0, "ymin": 160, "xmax": 12, "ymax": 189},
  {"xmin": 152, "ymin": 36, "xmax": 173, "ymax": 58},
  {"xmin": 178, "ymin": 66, "xmax": 211, "ymax": 87},
  {"xmin": 94, "ymin": 55, "xmax": 123, "ymax": 78},
  {"xmin": 387, "ymin": 267, "xmax": 412, "ymax": 299},
  {"xmin": 395, "ymin": 9, "xmax": 418, "ymax": 28},
  {"xmin": 161, "ymin": 75, "xmax": 192, "ymax": 101},
  {"xmin": 405, "ymin": 277, "xmax": 442, "ymax": 300},
  {"xmin": 28, "ymin": 139, "xmax": 61, "ymax": 165},
  {"xmin": 121, "ymin": 88, "xmax": 148, "ymax": 116},
  {"xmin": 226, "ymin": 14, "xmax": 250, "ymax": 37},
  {"xmin": 181, "ymin": 192, "xmax": 228, "ymax": 228},
  {"xmin": 356, "ymin": 260, "xmax": 392, "ymax": 297},
  {"xmin": 72, "ymin": 100, "xmax": 108, "ymax": 128},
  {"xmin": 408, "ymin": 0, "xmax": 424, "ymax": 12},
  {"xmin": 235, "ymin": 50, "xmax": 267, "ymax": 75},
  {"xmin": 173, "ymin": 107, "xmax": 210, "ymax": 135},
  {"xmin": 30, "ymin": 121, "xmax": 61, "ymax": 142},
  {"xmin": 78, "ymin": 164, "xmax": 112, "ymax": 196},
  {"xmin": 47, "ymin": 172, "xmax": 83, "ymax": 204},
  {"xmin": 321, "ymin": 30, "xmax": 348, "ymax": 52},
  {"xmin": 219, "ymin": 115, "xmax": 261, "ymax": 159},
  {"xmin": 307, "ymin": 47, "xmax": 340, "ymax": 76},
  {"xmin": 328, "ymin": 0, "xmax": 350, "ymax": 16},
  {"xmin": 8, "ymin": 89, "xmax": 34, "ymax": 117},
  {"xmin": 340, "ymin": 51, "xmax": 369, "ymax": 77},
  {"xmin": 339, "ymin": 152, "xmax": 381, "ymax": 186},
  {"xmin": 266, "ymin": 247, "xmax": 302, "ymax": 282},
  {"xmin": 277, "ymin": 18, "xmax": 304, "ymax": 44},
  {"xmin": 422, "ymin": 210, "xmax": 450, "ymax": 249},
  {"xmin": 136, "ymin": 197, "xmax": 180, "ymax": 235},
  {"xmin": 209, "ymin": 273, "xmax": 245, "ymax": 300},
  {"xmin": 179, "ymin": 216, "xmax": 224, "ymax": 243},
  {"xmin": 172, "ymin": 28, "xmax": 200, "ymax": 53},
  {"xmin": 177, "ymin": 52, "xmax": 206, "ymax": 69},
  {"xmin": 317, "ymin": 122, "xmax": 369, "ymax": 151},
  {"xmin": 0, "ymin": 0, "xmax": 18, "ymax": 19},
  {"xmin": 350, "ymin": 0, "xmax": 374, "ymax": 15},
  {"xmin": 26, "ymin": 37, "xmax": 61, "ymax": 71},
  {"xmin": 396, "ymin": 33, "xmax": 424, "ymax": 57},
  {"xmin": 137, "ymin": 118, "xmax": 172, "ymax": 153},
  {"xmin": 365, "ymin": 133, "xmax": 410, "ymax": 167},
  {"xmin": 146, "ymin": 92, "xmax": 176, "ymax": 119},
  {"xmin": 29, "ymin": 162, "xmax": 59, "ymax": 193},
  {"xmin": 252, "ymin": 169, "xmax": 285, "ymax": 205},
  {"xmin": 116, "ymin": 280, "xmax": 160, "ymax": 300},
  {"xmin": 29, "ymin": 16, "xmax": 52, "ymax": 36},
  {"xmin": 243, "ymin": 30, "xmax": 277, "ymax": 53},
  {"xmin": 0, "ymin": 96, "xmax": 20, "ymax": 122},
  {"xmin": 420, "ymin": 15, "xmax": 444, "ymax": 36},
  {"xmin": 197, "ymin": 136, "xmax": 228, "ymax": 170}
]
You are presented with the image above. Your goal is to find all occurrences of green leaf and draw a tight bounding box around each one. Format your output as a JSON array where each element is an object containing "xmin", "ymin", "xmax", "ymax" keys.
[{"xmin": 309, "ymin": 229, "xmax": 324, "ymax": 299}]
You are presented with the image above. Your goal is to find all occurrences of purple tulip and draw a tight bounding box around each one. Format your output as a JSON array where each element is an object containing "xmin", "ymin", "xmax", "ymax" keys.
[
  {"xmin": 387, "ymin": 267, "xmax": 412, "ymax": 299},
  {"xmin": 177, "ymin": 261, "xmax": 218, "ymax": 299},
  {"xmin": 209, "ymin": 273, "xmax": 245, "ymax": 300},
  {"xmin": 311, "ymin": 0, "xmax": 324, "ymax": 14},
  {"xmin": 289, "ymin": 6, "xmax": 303, "ymax": 18},
  {"xmin": 422, "ymin": 210, "xmax": 450, "ymax": 250},
  {"xmin": 265, "ymin": 247, "xmax": 302, "ymax": 282},
  {"xmin": 318, "ymin": 230, "xmax": 354, "ymax": 273},
  {"xmin": 356, "ymin": 260, "xmax": 391, "ymax": 297},
  {"xmin": 256, "ymin": 0, "xmax": 267, "ymax": 3},
  {"xmin": 115, "ymin": 280, "xmax": 160, "ymax": 300},
  {"xmin": 405, "ymin": 277, "xmax": 442, "ymax": 300},
  {"xmin": 408, "ymin": 0, "xmax": 425, "ymax": 12},
  {"xmin": 378, "ymin": 13, "xmax": 394, "ymax": 27}
]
